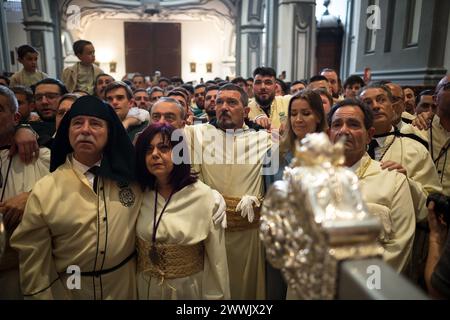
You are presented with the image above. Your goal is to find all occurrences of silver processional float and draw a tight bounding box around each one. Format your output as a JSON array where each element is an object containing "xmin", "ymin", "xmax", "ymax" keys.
[{"xmin": 260, "ymin": 133, "xmax": 427, "ymax": 299}]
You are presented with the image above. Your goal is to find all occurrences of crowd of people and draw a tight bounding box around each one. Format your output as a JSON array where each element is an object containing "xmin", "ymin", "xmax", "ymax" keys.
[{"xmin": 0, "ymin": 39, "xmax": 449, "ymax": 300}]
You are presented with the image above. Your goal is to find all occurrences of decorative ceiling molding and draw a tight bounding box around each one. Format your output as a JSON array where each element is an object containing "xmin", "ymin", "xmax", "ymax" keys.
[
  {"xmin": 60, "ymin": 0, "xmax": 236, "ymax": 45},
  {"xmin": 60, "ymin": 0, "xmax": 237, "ymax": 24}
]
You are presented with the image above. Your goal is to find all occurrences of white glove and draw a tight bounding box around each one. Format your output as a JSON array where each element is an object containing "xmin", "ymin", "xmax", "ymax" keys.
[
  {"xmin": 212, "ymin": 190, "xmax": 227, "ymax": 229},
  {"xmin": 235, "ymin": 195, "xmax": 260, "ymax": 223}
]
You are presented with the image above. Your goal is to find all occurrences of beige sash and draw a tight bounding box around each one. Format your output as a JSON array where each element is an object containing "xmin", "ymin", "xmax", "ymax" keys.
[{"xmin": 137, "ymin": 238, "xmax": 204, "ymax": 279}]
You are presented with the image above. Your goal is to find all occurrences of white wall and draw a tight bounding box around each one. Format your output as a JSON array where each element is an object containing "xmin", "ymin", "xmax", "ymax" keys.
[
  {"xmin": 81, "ymin": 19, "xmax": 125, "ymax": 80},
  {"xmin": 79, "ymin": 17, "xmax": 233, "ymax": 83}
]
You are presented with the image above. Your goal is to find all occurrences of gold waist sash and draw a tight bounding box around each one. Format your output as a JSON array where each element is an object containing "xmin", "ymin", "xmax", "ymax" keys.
[
  {"xmin": 137, "ymin": 238, "xmax": 204, "ymax": 279},
  {"xmin": 223, "ymin": 195, "xmax": 262, "ymax": 232}
]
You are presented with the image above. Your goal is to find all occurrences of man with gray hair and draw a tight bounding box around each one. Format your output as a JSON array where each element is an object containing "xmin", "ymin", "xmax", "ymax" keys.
[
  {"xmin": 150, "ymin": 96, "xmax": 186, "ymax": 129},
  {"xmin": 0, "ymin": 86, "xmax": 50, "ymax": 299}
]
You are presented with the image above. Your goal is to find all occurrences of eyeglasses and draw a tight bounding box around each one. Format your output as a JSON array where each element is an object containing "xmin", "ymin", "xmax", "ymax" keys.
[{"xmin": 35, "ymin": 92, "xmax": 60, "ymax": 102}]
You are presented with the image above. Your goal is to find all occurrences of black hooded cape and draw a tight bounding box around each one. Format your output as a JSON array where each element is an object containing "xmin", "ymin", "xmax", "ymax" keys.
[{"xmin": 50, "ymin": 95, "xmax": 136, "ymax": 184}]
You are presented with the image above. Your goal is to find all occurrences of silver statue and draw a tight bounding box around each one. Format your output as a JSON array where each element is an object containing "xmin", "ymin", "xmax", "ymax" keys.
[{"xmin": 260, "ymin": 133, "xmax": 383, "ymax": 299}]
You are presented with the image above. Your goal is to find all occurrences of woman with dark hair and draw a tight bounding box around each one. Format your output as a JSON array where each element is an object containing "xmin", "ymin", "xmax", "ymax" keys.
[
  {"xmin": 134, "ymin": 123, "xmax": 230, "ymax": 300},
  {"xmin": 263, "ymin": 89, "xmax": 327, "ymax": 300}
]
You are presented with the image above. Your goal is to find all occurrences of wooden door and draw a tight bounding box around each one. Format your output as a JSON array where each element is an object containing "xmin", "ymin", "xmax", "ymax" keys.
[{"xmin": 124, "ymin": 22, "xmax": 181, "ymax": 77}]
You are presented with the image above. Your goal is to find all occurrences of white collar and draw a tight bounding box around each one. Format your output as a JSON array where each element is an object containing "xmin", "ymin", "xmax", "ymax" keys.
[{"xmin": 72, "ymin": 155, "xmax": 101, "ymax": 175}]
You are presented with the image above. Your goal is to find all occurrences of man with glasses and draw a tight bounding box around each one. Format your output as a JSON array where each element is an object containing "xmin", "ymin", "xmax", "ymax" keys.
[{"xmin": 30, "ymin": 78, "xmax": 68, "ymax": 142}]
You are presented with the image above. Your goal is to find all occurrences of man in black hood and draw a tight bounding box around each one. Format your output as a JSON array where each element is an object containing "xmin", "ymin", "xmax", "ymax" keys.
[{"xmin": 11, "ymin": 95, "xmax": 143, "ymax": 300}]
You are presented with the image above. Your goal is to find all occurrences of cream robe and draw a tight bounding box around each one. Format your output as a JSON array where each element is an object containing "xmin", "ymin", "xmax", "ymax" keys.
[
  {"xmin": 402, "ymin": 115, "xmax": 450, "ymax": 196},
  {"xmin": 373, "ymin": 130, "xmax": 442, "ymax": 221},
  {"xmin": 136, "ymin": 181, "xmax": 230, "ymax": 300},
  {"xmin": 354, "ymin": 153, "xmax": 416, "ymax": 272},
  {"xmin": 185, "ymin": 123, "xmax": 271, "ymax": 299},
  {"xmin": 0, "ymin": 148, "xmax": 50, "ymax": 299},
  {"xmin": 248, "ymin": 95, "xmax": 291, "ymax": 129},
  {"xmin": 10, "ymin": 156, "xmax": 143, "ymax": 300}
]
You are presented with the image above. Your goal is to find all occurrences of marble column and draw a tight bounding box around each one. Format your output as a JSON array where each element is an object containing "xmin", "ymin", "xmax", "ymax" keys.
[
  {"xmin": 0, "ymin": 1, "xmax": 11, "ymax": 72},
  {"xmin": 22, "ymin": 0, "xmax": 60, "ymax": 77},
  {"xmin": 277, "ymin": 0, "xmax": 316, "ymax": 82},
  {"xmin": 236, "ymin": 0, "xmax": 265, "ymax": 78}
]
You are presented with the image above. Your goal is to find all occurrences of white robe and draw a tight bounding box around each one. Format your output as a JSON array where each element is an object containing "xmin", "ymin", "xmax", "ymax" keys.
[
  {"xmin": 352, "ymin": 153, "xmax": 416, "ymax": 272},
  {"xmin": 373, "ymin": 128, "xmax": 442, "ymax": 221},
  {"xmin": 402, "ymin": 116, "xmax": 450, "ymax": 196},
  {"xmin": 185, "ymin": 123, "xmax": 272, "ymax": 299},
  {"xmin": 11, "ymin": 156, "xmax": 142, "ymax": 300},
  {"xmin": 0, "ymin": 147, "xmax": 50, "ymax": 299},
  {"xmin": 136, "ymin": 180, "xmax": 230, "ymax": 300}
]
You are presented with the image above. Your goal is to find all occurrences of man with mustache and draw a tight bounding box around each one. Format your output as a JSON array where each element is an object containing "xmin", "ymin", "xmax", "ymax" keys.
[
  {"xmin": 11, "ymin": 95, "xmax": 142, "ymax": 299},
  {"xmin": 248, "ymin": 67, "xmax": 290, "ymax": 131},
  {"xmin": 186, "ymin": 83, "xmax": 273, "ymax": 299},
  {"xmin": 328, "ymin": 99, "xmax": 416, "ymax": 272},
  {"xmin": 359, "ymin": 83, "xmax": 442, "ymax": 222}
]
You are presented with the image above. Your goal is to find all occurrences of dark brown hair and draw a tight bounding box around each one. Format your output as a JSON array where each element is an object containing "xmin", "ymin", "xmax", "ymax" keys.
[{"xmin": 135, "ymin": 123, "xmax": 197, "ymax": 192}]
